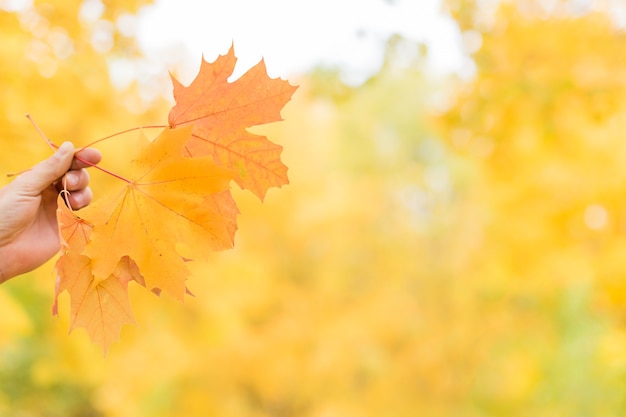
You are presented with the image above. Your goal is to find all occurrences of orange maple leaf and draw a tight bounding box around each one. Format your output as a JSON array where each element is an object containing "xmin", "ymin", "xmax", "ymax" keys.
[
  {"xmin": 54, "ymin": 192, "xmax": 94, "ymax": 316},
  {"xmin": 55, "ymin": 194, "xmax": 142, "ymax": 354},
  {"xmin": 81, "ymin": 126, "xmax": 238, "ymax": 301},
  {"xmin": 168, "ymin": 45, "xmax": 298, "ymax": 200}
]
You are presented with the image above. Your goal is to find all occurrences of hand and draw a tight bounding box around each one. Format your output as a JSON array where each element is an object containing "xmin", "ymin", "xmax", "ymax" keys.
[{"xmin": 0, "ymin": 142, "xmax": 102, "ymax": 283}]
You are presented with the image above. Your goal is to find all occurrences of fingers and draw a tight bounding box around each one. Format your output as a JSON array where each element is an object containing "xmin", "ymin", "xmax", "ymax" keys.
[
  {"xmin": 71, "ymin": 147, "xmax": 102, "ymax": 170},
  {"xmin": 63, "ymin": 187, "xmax": 93, "ymax": 210},
  {"xmin": 57, "ymin": 169, "xmax": 94, "ymax": 210},
  {"xmin": 61, "ymin": 168, "xmax": 90, "ymax": 192},
  {"xmin": 8, "ymin": 142, "xmax": 100, "ymax": 209}
]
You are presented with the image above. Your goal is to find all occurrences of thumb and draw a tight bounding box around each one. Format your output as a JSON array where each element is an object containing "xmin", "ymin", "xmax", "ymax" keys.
[{"xmin": 13, "ymin": 142, "xmax": 75, "ymax": 196}]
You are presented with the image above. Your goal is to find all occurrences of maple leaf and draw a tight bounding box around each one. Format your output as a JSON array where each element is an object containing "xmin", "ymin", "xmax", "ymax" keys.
[
  {"xmin": 54, "ymin": 194, "xmax": 142, "ymax": 354},
  {"xmin": 81, "ymin": 126, "xmax": 238, "ymax": 301},
  {"xmin": 53, "ymin": 192, "xmax": 93, "ymax": 316},
  {"xmin": 168, "ymin": 45, "xmax": 298, "ymax": 200}
]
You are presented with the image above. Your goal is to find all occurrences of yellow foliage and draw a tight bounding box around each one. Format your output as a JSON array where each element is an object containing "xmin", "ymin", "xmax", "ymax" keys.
[
  {"xmin": 4, "ymin": 1, "xmax": 626, "ymax": 416},
  {"xmin": 0, "ymin": 289, "xmax": 32, "ymax": 343}
]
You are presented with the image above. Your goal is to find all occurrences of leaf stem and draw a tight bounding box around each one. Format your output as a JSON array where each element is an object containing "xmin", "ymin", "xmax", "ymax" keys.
[
  {"xmin": 79, "ymin": 125, "xmax": 168, "ymax": 150},
  {"xmin": 75, "ymin": 154, "xmax": 132, "ymax": 184},
  {"xmin": 26, "ymin": 114, "xmax": 56, "ymax": 151},
  {"xmin": 24, "ymin": 114, "xmax": 133, "ymax": 184}
]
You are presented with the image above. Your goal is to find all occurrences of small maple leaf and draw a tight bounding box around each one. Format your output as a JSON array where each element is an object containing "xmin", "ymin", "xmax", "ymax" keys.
[
  {"xmin": 54, "ymin": 191, "xmax": 95, "ymax": 315},
  {"xmin": 55, "ymin": 194, "xmax": 142, "ymax": 355},
  {"xmin": 59, "ymin": 255, "xmax": 139, "ymax": 356},
  {"xmin": 168, "ymin": 45, "xmax": 298, "ymax": 200}
]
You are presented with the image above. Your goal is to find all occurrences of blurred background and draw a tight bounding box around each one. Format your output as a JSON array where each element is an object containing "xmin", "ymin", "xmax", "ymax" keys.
[{"xmin": 2, "ymin": 0, "xmax": 626, "ymax": 415}]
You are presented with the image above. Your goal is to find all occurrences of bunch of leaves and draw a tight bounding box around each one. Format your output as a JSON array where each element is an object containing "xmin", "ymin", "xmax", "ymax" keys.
[{"xmin": 49, "ymin": 46, "xmax": 297, "ymax": 353}]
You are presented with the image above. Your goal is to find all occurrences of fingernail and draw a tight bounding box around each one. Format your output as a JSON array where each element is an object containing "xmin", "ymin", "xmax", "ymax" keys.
[{"xmin": 66, "ymin": 172, "xmax": 78, "ymax": 187}]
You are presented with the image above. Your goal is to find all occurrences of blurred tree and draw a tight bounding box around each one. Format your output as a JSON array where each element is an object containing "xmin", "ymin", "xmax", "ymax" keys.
[
  {"xmin": 5, "ymin": 0, "xmax": 626, "ymax": 416},
  {"xmin": 438, "ymin": 0, "xmax": 626, "ymax": 413},
  {"xmin": 0, "ymin": 1, "xmax": 162, "ymax": 415}
]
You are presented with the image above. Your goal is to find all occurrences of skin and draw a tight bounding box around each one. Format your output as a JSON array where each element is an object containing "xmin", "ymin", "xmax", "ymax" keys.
[{"xmin": 0, "ymin": 142, "xmax": 101, "ymax": 283}]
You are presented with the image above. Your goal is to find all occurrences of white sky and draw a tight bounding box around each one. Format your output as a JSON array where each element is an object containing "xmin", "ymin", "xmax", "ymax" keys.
[
  {"xmin": 132, "ymin": 0, "xmax": 468, "ymax": 86},
  {"xmin": 1, "ymin": 0, "xmax": 469, "ymax": 90}
]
